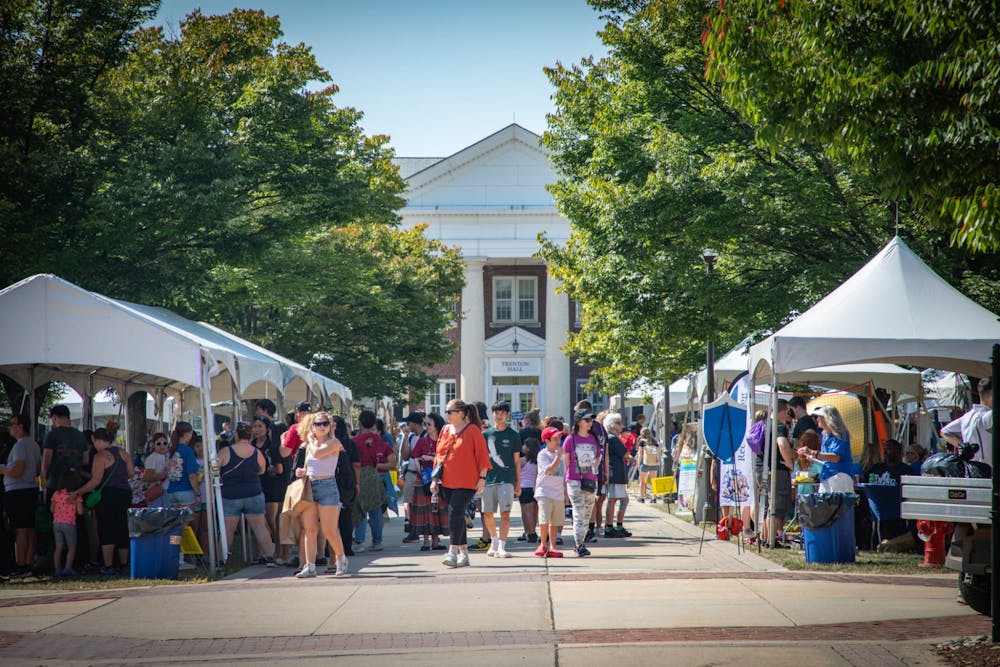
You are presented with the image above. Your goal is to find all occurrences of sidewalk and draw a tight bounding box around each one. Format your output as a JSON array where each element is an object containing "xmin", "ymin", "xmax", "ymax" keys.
[{"xmin": 0, "ymin": 497, "xmax": 981, "ymax": 665}]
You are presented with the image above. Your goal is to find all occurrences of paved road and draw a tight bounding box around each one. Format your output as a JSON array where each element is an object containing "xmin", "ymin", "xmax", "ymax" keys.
[{"xmin": 0, "ymin": 500, "xmax": 983, "ymax": 665}]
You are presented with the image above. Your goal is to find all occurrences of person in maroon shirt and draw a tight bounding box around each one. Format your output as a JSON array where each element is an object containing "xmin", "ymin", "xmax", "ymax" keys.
[{"xmin": 352, "ymin": 410, "xmax": 396, "ymax": 551}]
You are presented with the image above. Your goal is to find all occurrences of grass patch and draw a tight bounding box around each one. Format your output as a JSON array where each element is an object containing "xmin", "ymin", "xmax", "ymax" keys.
[{"xmin": 645, "ymin": 497, "xmax": 932, "ymax": 574}]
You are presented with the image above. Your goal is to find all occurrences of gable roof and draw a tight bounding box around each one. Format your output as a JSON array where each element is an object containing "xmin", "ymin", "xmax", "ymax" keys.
[
  {"xmin": 402, "ymin": 124, "xmax": 547, "ymax": 189},
  {"xmin": 750, "ymin": 237, "xmax": 1000, "ymax": 377}
]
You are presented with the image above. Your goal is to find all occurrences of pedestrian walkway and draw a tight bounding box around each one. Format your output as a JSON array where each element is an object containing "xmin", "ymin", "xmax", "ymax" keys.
[{"xmin": 0, "ymin": 499, "xmax": 981, "ymax": 665}]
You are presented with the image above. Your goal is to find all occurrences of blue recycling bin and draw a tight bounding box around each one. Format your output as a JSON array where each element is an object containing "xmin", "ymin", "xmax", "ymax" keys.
[
  {"xmin": 803, "ymin": 504, "xmax": 856, "ymax": 563},
  {"xmin": 128, "ymin": 508, "xmax": 193, "ymax": 580},
  {"xmin": 130, "ymin": 528, "xmax": 182, "ymax": 579}
]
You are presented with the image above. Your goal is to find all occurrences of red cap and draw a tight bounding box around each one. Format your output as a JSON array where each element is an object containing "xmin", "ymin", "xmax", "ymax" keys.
[{"xmin": 541, "ymin": 426, "xmax": 563, "ymax": 443}]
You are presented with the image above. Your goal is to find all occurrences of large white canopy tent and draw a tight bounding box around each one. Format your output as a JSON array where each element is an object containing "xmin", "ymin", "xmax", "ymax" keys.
[
  {"xmin": 0, "ymin": 274, "xmax": 353, "ymax": 567},
  {"xmin": 747, "ymin": 237, "xmax": 1000, "ymax": 545}
]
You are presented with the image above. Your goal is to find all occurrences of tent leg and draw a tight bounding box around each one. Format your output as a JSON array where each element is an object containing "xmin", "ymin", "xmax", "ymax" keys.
[{"xmin": 768, "ymin": 376, "xmax": 779, "ymax": 549}]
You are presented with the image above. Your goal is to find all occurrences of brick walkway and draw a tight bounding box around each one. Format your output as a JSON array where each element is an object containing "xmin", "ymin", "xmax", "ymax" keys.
[{"xmin": 0, "ymin": 614, "xmax": 989, "ymax": 662}]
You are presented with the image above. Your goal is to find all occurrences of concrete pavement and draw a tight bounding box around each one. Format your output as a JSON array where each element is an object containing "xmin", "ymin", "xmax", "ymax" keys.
[{"xmin": 0, "ymin": 497, "xmax": 983, "ymax": 665}]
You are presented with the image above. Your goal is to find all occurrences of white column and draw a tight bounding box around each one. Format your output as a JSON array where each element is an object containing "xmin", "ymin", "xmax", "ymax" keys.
[
  {"xmin": 460, "ymin": 258, "xmax": 486, "ymax": 402},
  {"xmin": 544, "ymin": 274, "xmax": 570, "ymax": 417}
]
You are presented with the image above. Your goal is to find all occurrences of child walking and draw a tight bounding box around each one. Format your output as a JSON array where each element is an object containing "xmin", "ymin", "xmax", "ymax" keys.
[
  {"xmin": 534, "ymin": 427, "xmax": 566, "ymax": 558},
  {"xmin": 50, "ymin": 471, "xmax": 84, "ymax": 576}
]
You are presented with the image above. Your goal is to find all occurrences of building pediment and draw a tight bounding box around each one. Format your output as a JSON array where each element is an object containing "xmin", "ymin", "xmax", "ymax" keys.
[{"xmin": 484, "ymin": 326, "xmax": 546, "ymax": 355}]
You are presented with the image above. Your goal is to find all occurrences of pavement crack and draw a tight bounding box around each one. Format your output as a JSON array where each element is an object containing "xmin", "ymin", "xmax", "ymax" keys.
[{"xmin": 310, "ymin": 585, "xmax": 361, "ymax": 635}]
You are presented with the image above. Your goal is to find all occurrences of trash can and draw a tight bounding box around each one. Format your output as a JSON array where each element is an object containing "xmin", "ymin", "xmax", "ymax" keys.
[
  {"xmin": 128, "ymin": 508, "xmax": 194, "ymax": 580},
  {"xmin": 797, "ymin": 492, "xmax": 858, "ymax": 564}
]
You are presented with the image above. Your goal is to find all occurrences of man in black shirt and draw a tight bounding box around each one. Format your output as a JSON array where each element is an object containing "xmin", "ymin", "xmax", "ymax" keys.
[
  {"xmin": 789, "ymin": 396, "xmax": 817, "ymax": 442},
  {"xmin": 763, "ymin": 399, "xmax": 796, "ymax": 547}
]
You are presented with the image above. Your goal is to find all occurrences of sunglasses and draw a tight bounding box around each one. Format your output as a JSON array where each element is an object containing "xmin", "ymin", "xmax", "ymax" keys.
[
  {"xmin": 154, "ymin": 441, "xmax": 168, "ymax": 446},
  {"xmin": 312, "ymin": 421, "xmax": 330, "ymax": 427}
]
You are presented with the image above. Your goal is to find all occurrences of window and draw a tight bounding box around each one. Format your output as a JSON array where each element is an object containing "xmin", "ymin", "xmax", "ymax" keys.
[
  {"xmin": 573, "ymin": 300, "xmax": 582, "ymax": 328},
  {"xmin": 428, "ymin": 380, "xmax": 456, "ymax": 415},
  {"xmin": 493, "ymin": 276, "xmax": 537, "ymax": 324},
  {"xmin": 574, "ymin": 379, "xmax": 606, "ymax": 414}
]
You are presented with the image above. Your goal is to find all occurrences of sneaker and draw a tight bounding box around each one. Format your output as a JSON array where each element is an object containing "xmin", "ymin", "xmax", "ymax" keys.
[
  {"xmin": 62, "ymin": 567, "xmax": 77, "ymax": 576},
  {"xmin": 496, "ymin": 548, "xmax": 512, "ymax": 558},
  {"xmin": 403, "ymin": 534, "xmax": 419, "ymax": 543},
  {"xmin": 442, "ymin": 552, "xmax": 458, "ymax": 568},
  {"xmin": 456, "ymin": 552, "xmax": 470, "ymax": 567},
  {"xmin": 616, "ymin": 526, "xmax": 632, "ymax": 537},
  {"xmin": 263, "ymin": 557, "xmax": 278, "ymax": 568},
  {"xmin": 576, "ymin": 544, "xmax": 591, "ymax": 557},
  {"xmin": 528, "ymin": 533, "xmax": 539, "ymax": 543},
  {"xmin": 295, "ymin": 563, "xmax": 317, "ymax": 578},
  {"xmin": 604, "ymin": 527, "xmax": 618, "ymax": 538},
  {"xmin": 469, "ymin": 538, "xmax": 491, "ymax": 552},
  {"xmin": 584, "ymin": 529, "xmax": 598, "ymax": 543},
  {"xmin": 354, "ymin": 544, "xmax": 368, "ymax": 554},
  {"xmin": 486, "ymin": 545, "xmax": 498, "ymax": 558},
  {"xmin": 335, "ymin": 556, "xmax": 349, "ymax": 577},
  {"xmin": 546, "ymin": 549, "xmax": 564, "ymax": 558},
  {"xmin": 368, "ymin": 543, "xmax": 383, "ymax": 552},
  {"xmin": 534, "ymin": 544, "xmax": 548, "ymax": 557},
  {"xmin": 516, "ymin": 533, "xmax": 528, "ymax": 542},
  {"xmin": 99, "ymin": 566, "xmax": 118, "ymax": 576}
]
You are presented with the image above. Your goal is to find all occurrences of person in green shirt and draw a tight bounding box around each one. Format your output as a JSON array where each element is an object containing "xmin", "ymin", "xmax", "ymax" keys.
[{"xmin": 481, "ymin": 401, "xmax": 521, "ymax": 558}]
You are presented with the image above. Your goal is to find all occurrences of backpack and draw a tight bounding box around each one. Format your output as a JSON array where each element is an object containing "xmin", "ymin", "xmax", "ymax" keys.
[{"xmin": 746, "ymin": 420, "xmax": 766, "ymax": 455}]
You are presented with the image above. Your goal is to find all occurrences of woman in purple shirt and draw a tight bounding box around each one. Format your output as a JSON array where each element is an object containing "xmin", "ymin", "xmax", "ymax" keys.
[{"xmin": 563, "ymin": 409, "xmax": 602, "ymax": 557}]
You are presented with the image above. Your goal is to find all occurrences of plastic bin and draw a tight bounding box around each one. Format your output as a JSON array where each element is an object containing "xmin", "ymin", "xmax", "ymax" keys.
[
  {"xmin": 803, "ymin": 504, "xmax": 856, "ymax": 564},
  {"xmin": 131, "ymin": 528, "xmax": 182, "ymax": 579},
  {"xmin": 128, "ymin": 507, "xmax": 194, "ymax": 580}
]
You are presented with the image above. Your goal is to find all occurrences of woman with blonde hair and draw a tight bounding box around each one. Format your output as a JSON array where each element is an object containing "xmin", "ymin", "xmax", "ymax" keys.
[
  {"xmin": 798, "ymin": 405, "xmax": 854, "ymax": 492},
  {"xmin": 636, "ymin": 427, "xmax": 661, "ymax": 503},
  {"xmin": 430, "ymin": 399, "xmax": 490, "ymax": 568},
  {"xmin": 293, "ymin": 411, "xmax": 348, "ymax": 578}
]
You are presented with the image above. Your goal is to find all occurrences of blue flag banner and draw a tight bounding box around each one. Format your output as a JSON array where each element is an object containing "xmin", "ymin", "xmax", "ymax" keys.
[{"xmin": 701, "ymin": 393, "xmax": 748, "ymax": 464}]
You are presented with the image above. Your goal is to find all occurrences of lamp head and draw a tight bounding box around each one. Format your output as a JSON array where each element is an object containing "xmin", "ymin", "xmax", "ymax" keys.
[{"xmin": 701, "ymin": 248, "xmax": 719, "ymax": 265}]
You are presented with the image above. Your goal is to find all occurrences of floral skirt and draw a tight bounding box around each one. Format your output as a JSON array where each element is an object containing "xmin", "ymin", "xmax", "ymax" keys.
[{"xmin": 410, "ymin": 483, "xmax": 448, "ymax": 536}]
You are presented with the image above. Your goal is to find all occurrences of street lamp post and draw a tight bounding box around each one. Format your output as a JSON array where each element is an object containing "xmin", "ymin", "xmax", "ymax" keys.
[{"xmin": 701, "ymin": 248, "xmax": 719, "ymax": 402}]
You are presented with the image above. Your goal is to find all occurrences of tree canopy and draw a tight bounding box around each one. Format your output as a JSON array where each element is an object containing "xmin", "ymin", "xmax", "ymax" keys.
[
  {"xmin": 540, "ymin": 0, "xmax": 993, "ymax": 392},
  {"xmin": 0, "ymin": 2, "xmax": 463, "ymax": 403},
  {"xmin": 703, "ymin": 0, "xmax": 1000, "ymax": 251}
]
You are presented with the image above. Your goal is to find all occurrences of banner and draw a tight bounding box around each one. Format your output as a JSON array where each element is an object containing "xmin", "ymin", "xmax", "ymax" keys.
[
  {"xmin": 675, "ymin": 456, "xmax": 698, "ymax": 518},
  {"xmin": 719, "ymin": 373, "xmax": 755, "ymax": 509}
]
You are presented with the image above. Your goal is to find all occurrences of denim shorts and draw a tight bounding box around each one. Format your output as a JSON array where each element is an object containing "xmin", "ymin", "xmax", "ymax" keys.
[
  {"xmin": 168, "ymin": 489, "xmax": 197, "ymax": 507},
  {"xmin": 221, "ymin": 492, "xmax": 265, "ymax": 517},
  {"xmin": 310, "ymin": 477, "xmax": 341, "ymax": 507}
]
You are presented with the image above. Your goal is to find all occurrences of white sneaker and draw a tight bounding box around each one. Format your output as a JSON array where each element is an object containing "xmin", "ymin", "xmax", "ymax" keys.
[
  {"xmin": 442, "ymin": 552, "xmax": 458, "ymax": 568},
  {"xmin": 496, "ymin": 548, "xmax": 512, "ymax": 558},
  {"xmin": 486, "ymin": 546, "xmax": 498, "ymax": 558},
  {"xmin": 456, "ymin": 552, "xmax": 470, "ymax": 567},
  {"xmin": 354, "ymin": 544, "xmax": 368, "ymax": 553},
  {"xmin": 335, "ymin": 556, "xmax": 349, "ymax": 577},
  {"xmin": 295, "ymin": 563, "xmax": 316, "ymax": 578}
]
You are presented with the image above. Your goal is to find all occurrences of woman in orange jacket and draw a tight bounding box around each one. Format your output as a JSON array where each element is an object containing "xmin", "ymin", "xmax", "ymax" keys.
[{"xmin": 430, "ymin": 399, "xmax": 491, "ymax": 568}]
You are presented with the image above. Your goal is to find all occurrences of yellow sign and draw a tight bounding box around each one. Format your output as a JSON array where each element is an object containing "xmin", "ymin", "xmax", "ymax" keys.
[
  {"xmin": 651, "ymin": 476, "xmax": 676, "ymax": 495},
  {"xmin": 180, "ymin": 526, "xmax": 203, "ymax": 555}
]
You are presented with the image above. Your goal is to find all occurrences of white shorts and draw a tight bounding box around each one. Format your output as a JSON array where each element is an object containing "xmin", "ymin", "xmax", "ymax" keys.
[
  {"xmin": 481, "ymin": 483, "xmax": 515, "ymax": 513},
  {"xmin": 607, "ymin": 483, "xmax": 628, "ymax": 499}
]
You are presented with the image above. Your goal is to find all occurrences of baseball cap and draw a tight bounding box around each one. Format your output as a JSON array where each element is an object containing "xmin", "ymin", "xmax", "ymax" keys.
[
  {"xmin": 572, "ymin": 408, "xmax": 596, "ymax": 423},
  {"xmin": 541, "ymin": 426, "xmax": 563, "ymax": 442},
  {"xmin": 295, "ymin": 401, "xmax": 312, "ymax": 413},
  {"xmin": 808, "ymin": 405, "xmax": 825, "ymax": 416}
]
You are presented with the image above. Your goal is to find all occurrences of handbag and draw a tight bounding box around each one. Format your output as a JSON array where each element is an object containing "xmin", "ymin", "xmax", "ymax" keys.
[
  {"xmin": 144, "ymin": 483, "xmax": 165, "ymax": 503},
  {"xmin": 285, "ymin": 476, "xmax": 314, "ymax": 516},
  {"xmin": 420, "ymin": 467, "xmax": 433, "ymax": 486},
  {"xmin": 580, "ymin": 479, "xmax": 597, "ymax": 493},
  {"xmin": 86, "ymin": 450, "xmax": 120, "ymax": 508}
]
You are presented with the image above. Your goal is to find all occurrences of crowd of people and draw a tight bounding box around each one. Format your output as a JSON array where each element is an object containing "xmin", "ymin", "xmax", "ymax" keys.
[{"xmin": 0, "ymin": 395, "xmax": 662, "ymax": 578}]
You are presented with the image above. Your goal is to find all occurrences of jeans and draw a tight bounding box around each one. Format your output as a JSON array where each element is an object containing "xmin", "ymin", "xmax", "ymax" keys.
[
  {"xmin": 353, "ymin": 507, "xmax": 384, "ymax": 545},
  {"xmin": 441, "ymin": 487, "xmax": 476, "ymax": 547},
  {"xmin": 566, "ymin": 480, "xmax": 596, "ymax": 547}
]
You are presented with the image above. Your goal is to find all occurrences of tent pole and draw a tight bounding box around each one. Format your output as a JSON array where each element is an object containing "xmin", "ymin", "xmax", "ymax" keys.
[
  {"xmin": 990, "ymin": 344, "xmax": 999, "ymax": 642},
  {"xmin": 769, "ymin": 371, "xmax": 779, "ymax": 548},
  {"xmin": 28, "ymin": 366, "xmax": 36, "ymax": 442},
  {"xmin": 200, "ymin": 353, "xmax": 223, "ymax": 576}
]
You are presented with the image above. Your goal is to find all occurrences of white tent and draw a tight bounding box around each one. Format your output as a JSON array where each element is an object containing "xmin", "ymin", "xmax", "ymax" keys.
[
  {"xmin": 750, "ymin": 236, "xmax": 1000, "ymax": 379},
  {"xmin": 746, "ymin": 237, "xmax": 1000, "ymax": 545}
]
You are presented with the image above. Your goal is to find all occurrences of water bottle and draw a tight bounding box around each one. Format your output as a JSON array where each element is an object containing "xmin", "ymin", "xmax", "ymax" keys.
[{"xmin": 431, "ymin": 490, "xmax": 439, "ymax": 510}]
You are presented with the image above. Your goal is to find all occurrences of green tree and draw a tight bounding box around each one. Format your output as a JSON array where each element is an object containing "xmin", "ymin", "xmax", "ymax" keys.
[
  {"xmin": 703, "ymin": 0, "xmax": 1000, "ymax": 251},
  {"xmin": 1, "ymin": 5, "xmax": 404, "ymax": 311},
  {"xmin": 209, "ymin": 224, "xmax": 465, "ymax": 402},
  {"xmin": 541, "ymin": 0, "xmax": 907, "ymax": 391}
]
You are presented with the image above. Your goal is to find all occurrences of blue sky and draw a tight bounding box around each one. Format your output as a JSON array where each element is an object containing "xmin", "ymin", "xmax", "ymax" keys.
[{"xmin": 155, "ymin": 1, "xmax": 608, "ymax": 156}]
